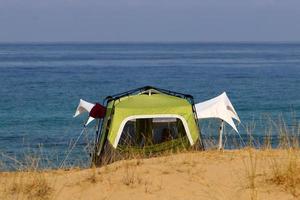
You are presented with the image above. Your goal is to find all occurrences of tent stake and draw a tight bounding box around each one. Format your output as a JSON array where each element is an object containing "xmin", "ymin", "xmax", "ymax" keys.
[{"xmin": 218, "ymin": 120, "xmax": 224, "ymax": 150}]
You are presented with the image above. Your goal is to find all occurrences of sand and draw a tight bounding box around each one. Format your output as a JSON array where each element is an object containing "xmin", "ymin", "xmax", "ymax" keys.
[{"xmin": 1, "ymin": 149, "xmax": 300, "ymax": 200}]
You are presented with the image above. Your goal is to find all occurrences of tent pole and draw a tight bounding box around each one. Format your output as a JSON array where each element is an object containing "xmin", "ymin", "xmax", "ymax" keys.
[{"xmin": 218, "ymin": 120, "xmax": 224, "ymax": 150}]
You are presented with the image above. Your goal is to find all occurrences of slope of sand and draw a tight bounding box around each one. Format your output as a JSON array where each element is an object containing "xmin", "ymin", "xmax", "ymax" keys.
[{"xmin": 1, "ymin": 149, "xmax": 300, "ymax": 200}]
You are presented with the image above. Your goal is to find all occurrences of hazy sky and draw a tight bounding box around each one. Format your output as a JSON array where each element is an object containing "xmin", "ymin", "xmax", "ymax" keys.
[{"xmin": 0, "ymin": 0, "xmax": 300, "ymax": 42}]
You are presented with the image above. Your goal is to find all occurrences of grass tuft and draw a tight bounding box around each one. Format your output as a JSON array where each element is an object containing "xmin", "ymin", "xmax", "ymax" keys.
[{"xmin": 267, "ymin": 149, "xmax": 300, "ymax": 197}]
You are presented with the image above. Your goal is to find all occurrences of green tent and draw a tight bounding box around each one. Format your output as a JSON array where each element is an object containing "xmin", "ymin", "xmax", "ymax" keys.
[{"xmin": 93, "ymin": 86, "xmax": 204, "ymax": 166}]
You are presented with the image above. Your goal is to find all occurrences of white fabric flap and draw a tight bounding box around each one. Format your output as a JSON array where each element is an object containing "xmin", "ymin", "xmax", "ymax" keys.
[
  {"xmin": 73, "ymin": 99, "xmax": 95, "ymax": 118},
  {"xmin": 195, "ymin": 92, "xmax": 240, "ymax": 132}
]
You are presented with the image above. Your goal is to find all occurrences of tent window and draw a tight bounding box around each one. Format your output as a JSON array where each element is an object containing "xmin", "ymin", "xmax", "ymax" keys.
[{"xmin": 118, "ymin": 117, "xmax": 187, "ymax": 147}]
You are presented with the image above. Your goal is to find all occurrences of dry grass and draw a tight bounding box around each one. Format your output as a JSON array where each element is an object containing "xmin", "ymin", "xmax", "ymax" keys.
[
  {"xmin": 23, "ymin": 173, "xmax": 52, "ymax": 199},
  {"xmin": 86, "ymin": 164, "xmax": 98, "ymax": 184},
  {"xmin": 2, "ymin": 171, "xmax": 52, "ymax": 200},
  {"xmin": 242, "ymin": 148, "xmax": 258, "ymax": 200},
  {"xmin": 267, "ymin": 149, "xmax": 300, "ymax": 197},
  {"xmin": 240, "ymin": 148, "xmax": 300, "ymax": 200},
  {"xmin": 121, "ymin": 163, "xmax": 143, "ymax": 187},
  {"xmin": 240, "ymin": 118, "xmax": 300, "ymax": 199},
  {"xmin": 0, "ymin": 152, "xmax": 55, "ymax": 200}
]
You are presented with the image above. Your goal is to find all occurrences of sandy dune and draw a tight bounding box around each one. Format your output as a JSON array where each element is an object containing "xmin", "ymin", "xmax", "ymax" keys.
[{"xmin": 1, "ymin": 149, "xmax": 300, "ymax": 200}]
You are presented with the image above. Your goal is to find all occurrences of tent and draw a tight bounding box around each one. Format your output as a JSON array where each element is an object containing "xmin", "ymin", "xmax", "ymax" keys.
[{"xmin": 74, "ymin": 86, "xmax": 240, "ymax": 166}]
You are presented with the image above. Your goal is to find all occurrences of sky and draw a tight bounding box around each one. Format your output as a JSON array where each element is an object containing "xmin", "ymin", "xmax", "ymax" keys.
[{"xmin": 0, "ymin": 0, "xmax": 300, "ymax": 42}]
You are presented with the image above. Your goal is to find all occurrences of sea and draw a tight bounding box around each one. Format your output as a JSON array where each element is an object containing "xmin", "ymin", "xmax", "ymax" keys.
[{"xmin": 0, "ymin": 42, "xmax": 299, "ymax": 170}]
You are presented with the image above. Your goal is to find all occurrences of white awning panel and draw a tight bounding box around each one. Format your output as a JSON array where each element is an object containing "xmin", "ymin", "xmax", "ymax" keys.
[
  {"xmin": 195, "ymin": 92, "xmax": 240, "ymax": 132},
  {"xmin": 74, "ymin": 99, "xmax": 96, "ymax": 126}
]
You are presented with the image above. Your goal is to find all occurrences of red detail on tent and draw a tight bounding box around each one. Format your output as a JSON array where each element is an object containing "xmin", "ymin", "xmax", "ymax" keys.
[{"xmin": 89, "ymin": 103, "xmax": 106, "ymax": 118}]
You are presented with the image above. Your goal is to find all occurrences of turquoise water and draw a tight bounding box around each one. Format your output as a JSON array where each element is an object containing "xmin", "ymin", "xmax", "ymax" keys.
[{"xmin": 0, "ymin": 43, "xmax": 300, "ymax": 169}]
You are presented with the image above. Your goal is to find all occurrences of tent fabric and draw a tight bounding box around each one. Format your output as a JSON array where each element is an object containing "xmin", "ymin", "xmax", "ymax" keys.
[
  {"xmin": 195, "ymin": 92, "xmax": 240, "ymax": 132},
  {"xmin": 90, "ymin": 103, "xmax": 106, "ymax": 118},
  {"xmin": 74, "ymin": 99, "xmax": 106, "ymax": 126},
  {"xmin": 106, "ymin": 93, "xmax": 200, "ymax": 148},
  {"xmin": 74, "ymin": 99, "xmax": 95, "ymax": 117}
]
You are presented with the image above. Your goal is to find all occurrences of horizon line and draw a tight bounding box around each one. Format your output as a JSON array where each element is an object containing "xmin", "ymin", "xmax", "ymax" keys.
[{"xmin": 1, "ymin": 40, "xmax": 300, "ymax": 44}]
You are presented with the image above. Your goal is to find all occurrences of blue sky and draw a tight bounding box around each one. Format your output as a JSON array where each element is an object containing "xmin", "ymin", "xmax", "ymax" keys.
[{"xmin": 0, "ymin": 0, "xmax": 300, "ymax": 42}]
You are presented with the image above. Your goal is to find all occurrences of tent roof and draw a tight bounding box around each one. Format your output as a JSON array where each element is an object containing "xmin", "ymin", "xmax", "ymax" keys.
[{"xmin": 114, "ymin": 93, "xmax": 191, "ymax": 109}]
